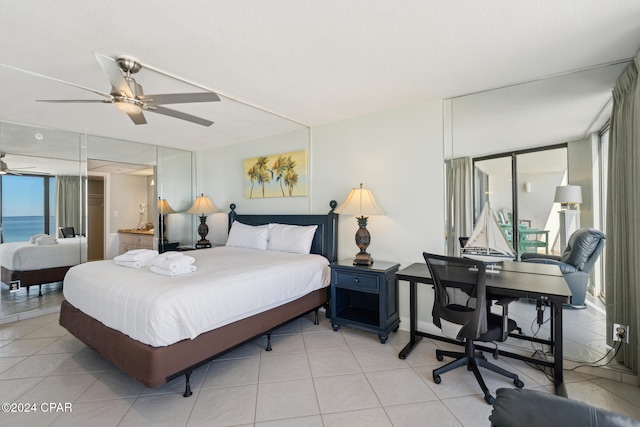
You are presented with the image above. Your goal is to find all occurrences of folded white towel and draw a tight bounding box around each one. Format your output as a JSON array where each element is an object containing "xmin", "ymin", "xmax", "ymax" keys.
[
  {"xmin": 114, "ymin": 260, "xmax": 146, "ymax": 268},
  {"xmin": 125, "ymin": 249, "xmax": 148, "ymax": 255},
  {"xmin": 29, "ymin": 234, "xmax": 48, "ymax": 244},
  {"xmin": 156, "ymin": 251, "xmax": 184, "ymax": 259},
  {"xmin": 151, "ymin": 254, "xmax": 195, "ymax": 271},
  {"xmin": 114, "ymin": 249, "xmax": 158, "ymax": 267},
  {"xmin": 35, "ymin": 235, "xmax": 58, "ymax": 245},
  {"xmin": 150, "ymin": 264, "xmax": 197, "ymax": 277}
]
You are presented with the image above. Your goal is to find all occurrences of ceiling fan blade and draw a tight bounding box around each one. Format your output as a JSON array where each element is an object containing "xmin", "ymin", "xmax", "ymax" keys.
[
  {"xmin": 94, "ymin": 52, "xmax": 133, "ymax": 98},
  {"xmin": 138, "ymin": 92, "xmax": 220, "ymax": 105},
  {"xmin": 127, "ymin": 111, "xmax": 147, "ymax": 125},
  {"xmin": 36, "ymin": 99, "xmax": 110, "ymax": 103},
  {"xmin": 150, "ymin": 106, "xmax": 213, "ymax": 127},
  {"xmin": 0, "ymin": 63, "xmax": 113, "ymax": 99}
]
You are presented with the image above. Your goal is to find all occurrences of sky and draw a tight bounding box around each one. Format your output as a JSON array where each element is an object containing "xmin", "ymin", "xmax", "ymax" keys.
[{"xmin": 1, "ymin": 175, "xmax": 52, "ymax": 217}]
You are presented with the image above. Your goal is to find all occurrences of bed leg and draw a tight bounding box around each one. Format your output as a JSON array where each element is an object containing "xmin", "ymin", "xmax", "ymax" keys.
[
  {"xmin": 183, "ymin": 371, "xmax": 193, "ymax": 397},
  {"xmin": 266, "ymin": 331, "xmax": 272, "ymax": 351},
  {"xmin": 314, "ymin": 308, "xmax": 320, "ymax": 325},
  {"xmin": 38, "ymin": 285, "xmax": 42, "ymax": 297}
]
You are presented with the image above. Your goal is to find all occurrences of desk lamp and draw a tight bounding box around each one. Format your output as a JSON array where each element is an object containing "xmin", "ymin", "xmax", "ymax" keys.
[
  {"xmin": 186, "ymin": 193, "xmax": 221, "ymax": 248},
  {"xmin": 335, "ymin": 183, "xmax": 384, "ymax": 266}
]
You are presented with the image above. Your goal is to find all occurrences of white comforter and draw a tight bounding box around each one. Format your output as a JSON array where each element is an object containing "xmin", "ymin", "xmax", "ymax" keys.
[
  {"xmin": 63, "ymin": 246, "xmax": 330, "ymax": 347},
  {"xmin": 0, "ymin": 237, "xmax": 86, "ymax": 270}
]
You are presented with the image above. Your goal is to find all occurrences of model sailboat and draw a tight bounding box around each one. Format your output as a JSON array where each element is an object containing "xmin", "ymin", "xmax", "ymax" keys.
[{"xmin": 462, "ymin": 202, "xmax": 516, "ymax": 264}]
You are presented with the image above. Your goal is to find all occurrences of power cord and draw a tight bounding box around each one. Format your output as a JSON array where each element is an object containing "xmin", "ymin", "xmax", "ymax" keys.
[{"xmin": 566, "ymin": 340, "xmax": 622, "ymax": 372}]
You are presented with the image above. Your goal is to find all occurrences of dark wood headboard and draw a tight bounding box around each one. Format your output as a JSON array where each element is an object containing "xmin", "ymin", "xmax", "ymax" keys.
[{"xmin": 228, "ymin": 201, "xmax": 339, "ymax": 263}]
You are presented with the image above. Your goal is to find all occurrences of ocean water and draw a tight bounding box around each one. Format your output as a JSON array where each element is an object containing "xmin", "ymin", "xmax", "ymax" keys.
[{"xmin": 2, "ymin": 216, "xmax": 56, "ymax": 242}]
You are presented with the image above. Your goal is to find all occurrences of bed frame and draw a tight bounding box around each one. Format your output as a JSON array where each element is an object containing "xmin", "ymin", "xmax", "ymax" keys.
[
  {"xmin": 59, "ymin": 201, "xmax": 338, "ymax": 397},
  {"xmin": 2, "ymin": 265, "xmax": 70, "ymax": 296}
]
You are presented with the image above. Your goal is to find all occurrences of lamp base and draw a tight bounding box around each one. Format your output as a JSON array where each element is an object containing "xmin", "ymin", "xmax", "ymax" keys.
[
  {"xmin": 195, "ymin": 239, "xmax": 212, "ymax": 249},
  {"xmin": 353, "ymin": 252, "xmax": 373, "ymax": 266}
]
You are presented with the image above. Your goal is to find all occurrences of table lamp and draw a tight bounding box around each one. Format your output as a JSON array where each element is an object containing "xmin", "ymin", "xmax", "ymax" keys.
[
  {"xmin": 335, "ymin": 183, "xmax": 384, "ymax": 266},
  {"xmin": 186, "ymin": 193, "xmax": 221, "ymax": 248},
  {"xmin": 157, "ymin": 197, "xmax": 176, "ymax": 243}
]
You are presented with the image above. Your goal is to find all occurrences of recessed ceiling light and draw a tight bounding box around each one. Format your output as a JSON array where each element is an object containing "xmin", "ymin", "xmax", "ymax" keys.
[{"xmin": 35, "ymin": 132, "xmax": 44, "ymax": 141}]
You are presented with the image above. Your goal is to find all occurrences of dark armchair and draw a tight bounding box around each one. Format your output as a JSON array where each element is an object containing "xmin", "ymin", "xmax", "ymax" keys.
[
  {"xmin": 521, "ymin": 228, "xmax": 605, "ymax": 309},
  {"xmin": 489, "ymin": 388, "xmax": 639, "ymax": 427}
]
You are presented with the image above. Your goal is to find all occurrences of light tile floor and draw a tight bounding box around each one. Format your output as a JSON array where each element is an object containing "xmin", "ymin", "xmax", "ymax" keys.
[
  {"xmin": 0, "ymin": 283, "xmax": 63, "ymax": 324},
  {"xmin": 0, "ymin": 307, "xmax": 639, "ymax": 426}
]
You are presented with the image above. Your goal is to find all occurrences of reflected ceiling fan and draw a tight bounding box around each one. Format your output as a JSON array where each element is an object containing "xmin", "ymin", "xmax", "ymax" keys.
[
  {"xmin": 37, "ymin": 53, "xmax": 220, "ymax": 126},
  {"xmin": 0, "ymin": 154, "xmax": 37, "ymax": 175}
]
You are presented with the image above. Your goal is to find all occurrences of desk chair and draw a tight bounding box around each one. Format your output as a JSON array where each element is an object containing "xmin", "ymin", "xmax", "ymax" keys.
[
  {"xmin": 423, "ymin": 252, "xmax": 524, "ymax": 404},
  {"xmin": 521, "ymin": 228, "xmax": 605, "ymax": 309},
  {"xmin": 59, "ymin": 227, "xmax": 75, "ymax": 238}
]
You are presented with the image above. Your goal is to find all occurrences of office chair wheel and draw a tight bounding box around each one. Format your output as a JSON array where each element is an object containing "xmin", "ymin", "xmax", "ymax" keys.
[
  {"xmin": 433, "ymin": 374, "xmax": 441, "ymax": 384},
  {"xmin": 485, "ymin": 394, "xmax": 495, "ymax": 405},
  {"xmin": 514, "ymin": 378, "xmax": 524, "ymax": 388},
  {"xmin": 436, "ymin": 353, "xmax": 444, "ymax": 362},
  {"xmin": 492, "ymin": 349, "xmax": 499, "ymax": 360}
]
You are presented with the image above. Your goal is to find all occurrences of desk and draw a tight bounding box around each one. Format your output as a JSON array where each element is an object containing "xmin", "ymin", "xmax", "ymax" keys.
[{"xmin": 396, "ymin": 261, "xmax": 572, "ymax": 396}]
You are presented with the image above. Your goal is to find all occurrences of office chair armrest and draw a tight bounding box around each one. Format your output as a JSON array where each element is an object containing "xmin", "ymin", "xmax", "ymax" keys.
[
  {"xmin": 520, "ymin": 253, "xmax": 560, "ymax": 261},
  {"xmin": 493, "ymin": 298, "xmax": 515, "ymax": 342},
  {"xmin": 495, "ymin": 297, "xmax": 517, "ymax": 306}
]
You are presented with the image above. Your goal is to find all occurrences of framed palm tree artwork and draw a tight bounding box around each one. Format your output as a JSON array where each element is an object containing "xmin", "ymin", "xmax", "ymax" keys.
[{"xmin": 243, "ymin": 150, "xmax": 308, "ymax": 198}]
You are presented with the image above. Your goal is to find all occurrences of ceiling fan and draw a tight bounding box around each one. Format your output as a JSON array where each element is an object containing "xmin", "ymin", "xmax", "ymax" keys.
[
  {"xmin": 0, "ymin": 154, "xmax": 37, "ymax": 175},
  {"xmin": 37, "ymin": 53, "xmax": 220, "ymax": 126}
]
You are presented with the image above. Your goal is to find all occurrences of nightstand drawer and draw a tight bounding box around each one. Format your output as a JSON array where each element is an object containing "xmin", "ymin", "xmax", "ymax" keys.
[{"xmin": 334, "ymin": 271, "xmax": 379, "ymax": 292}]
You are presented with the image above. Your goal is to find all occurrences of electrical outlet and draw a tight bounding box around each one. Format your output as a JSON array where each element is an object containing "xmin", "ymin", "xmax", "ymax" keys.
[{"xmin": 613, "ymin": 323, "xmax": 630, "ymax": 343}]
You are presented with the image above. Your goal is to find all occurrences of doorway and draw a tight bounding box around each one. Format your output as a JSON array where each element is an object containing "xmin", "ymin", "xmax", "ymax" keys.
[{"xmin": 87, "ymin": 176, "xmax": 104, "ymax": 261}]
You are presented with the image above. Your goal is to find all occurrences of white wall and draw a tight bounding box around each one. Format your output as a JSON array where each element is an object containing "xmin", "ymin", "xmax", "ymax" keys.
[
  {"xmin": 197, "ymin": 100, "xmax": 445, "ymax": 331},
  {"xmin": 109, "ymin": 174, "xmax": 149, "ymax": 233}
]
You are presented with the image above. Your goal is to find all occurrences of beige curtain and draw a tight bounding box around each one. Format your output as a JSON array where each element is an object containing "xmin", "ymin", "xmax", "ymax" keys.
[
  {"xmin": 55, "ymin": 175, "xmax": 84, "ymax": 237},
  {"xmin": 606, "ymin": 53, "xmax": 640, "ymax": 373},
  {"xmin": 445, "ymin": 157, "xmax": 473, "ymax": 256}
]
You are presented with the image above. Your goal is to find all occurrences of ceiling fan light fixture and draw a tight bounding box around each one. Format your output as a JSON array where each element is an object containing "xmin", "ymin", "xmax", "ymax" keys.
[{"xmin": 114, "ymin": 98, "xmax": 142, "ymax": 114}]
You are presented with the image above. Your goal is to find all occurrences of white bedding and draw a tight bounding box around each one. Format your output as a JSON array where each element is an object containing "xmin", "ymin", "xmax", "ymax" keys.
[
  {"xmin": 0, "ymin": 237, "xmax": 87, "ymax": 271},
  {"xmin": 63, "ymin": 246, "xmax": 330, "ymax": 347}
]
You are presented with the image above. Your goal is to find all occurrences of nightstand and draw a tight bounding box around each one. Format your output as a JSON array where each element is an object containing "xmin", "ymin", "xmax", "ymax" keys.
[
  {"xmin": 158, "ymin": 241, "xmax": 180, "ymax": 253},
  {"xmin": 330, "ymin": 260, "xmax": 401, "ymax": 343}
]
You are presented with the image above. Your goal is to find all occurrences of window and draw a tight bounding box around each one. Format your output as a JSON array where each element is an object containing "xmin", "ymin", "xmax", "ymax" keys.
[{"xmin": 1, "ymin": 175, "xmax": 55, "ymax": 242}]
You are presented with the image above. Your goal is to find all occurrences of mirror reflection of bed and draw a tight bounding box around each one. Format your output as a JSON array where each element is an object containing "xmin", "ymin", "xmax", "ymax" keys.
[{"xmin": 0, "ymin": 131, "xmax": 168, "ymax": 322}]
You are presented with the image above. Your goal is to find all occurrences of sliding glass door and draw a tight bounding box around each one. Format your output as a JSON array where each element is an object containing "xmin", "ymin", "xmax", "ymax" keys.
[
  {"xmin": 515, "ymin": 147, "xmax": 567, "ymax": 257},
  {"xmin": 472, "ymin": 144, "xmax": 568, "ymax": 259}
]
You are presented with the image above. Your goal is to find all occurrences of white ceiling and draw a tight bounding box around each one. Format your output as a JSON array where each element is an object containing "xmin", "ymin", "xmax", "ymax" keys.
[{"xmin": 1, "ymin": 1, "xmax": 639, "ymax": 152}]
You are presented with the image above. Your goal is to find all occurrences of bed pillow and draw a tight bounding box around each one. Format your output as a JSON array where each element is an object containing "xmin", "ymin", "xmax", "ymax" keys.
[
  {"xmin": 267, "ymin": 223, "xmax": 318, "ymax": 254},
  {"xmin": 226, "ymin": 221, "xmax": 269, "ymax": 250}
]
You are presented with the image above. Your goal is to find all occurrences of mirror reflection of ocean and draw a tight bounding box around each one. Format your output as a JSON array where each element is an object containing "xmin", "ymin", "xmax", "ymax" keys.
[{"xmin": 2, "ymin": 216, "xmax": 55, "ymax": 242}]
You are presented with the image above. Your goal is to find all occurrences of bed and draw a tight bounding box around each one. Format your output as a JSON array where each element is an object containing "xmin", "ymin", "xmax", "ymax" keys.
[
  {"xmin": 59, "ymin": 201, "xmax": 338, "ymax": 396},
  {"xmin": 1, "ymin": 236, "xmax": 87, "ymax": 296}
]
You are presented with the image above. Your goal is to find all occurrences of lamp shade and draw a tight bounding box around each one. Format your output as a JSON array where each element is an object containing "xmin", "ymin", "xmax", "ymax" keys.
[
  {"xmin": 334, "ymin": 183, "xmax": 384, "ymax": 216},
  {"xmin": 554, "ymin": 185, "xmax": 582, "ymax": 204},
  {"xmin": 157, "ymin": 197, "xmax": 176, "ymax": 214},
  {"xmin": 186, "ymin": 194, "xmax": 221, "ymax": 215}
]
